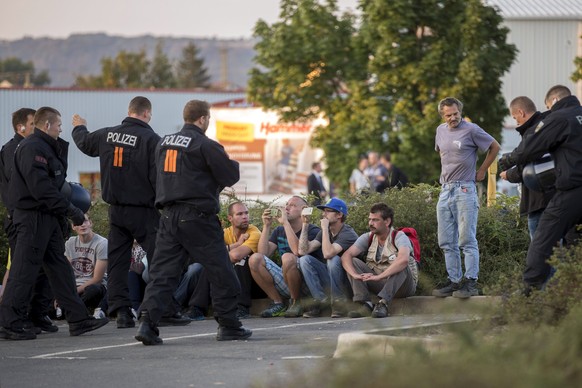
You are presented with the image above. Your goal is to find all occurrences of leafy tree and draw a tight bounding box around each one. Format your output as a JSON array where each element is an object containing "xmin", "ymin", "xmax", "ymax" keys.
[
  {"xmin": 572, "ymin": 41, "xmax": 582, "ymax": 83},
  {"xmin": 176, "ymin": 42, "xmax": 210, "ymax": 88},
  {"xmin": 0, "ymin": 57, "xmax": 51, "ymax": 86},
  {"xmin": 357, "ymin": 0, "xmax": 516, "ymax": 183},
  {"xmin": 249, "ymin": 0, "xmax": 361, "ymax": 121},
  {"xmin": 248, "ymin": 0, "xmax": 516, "ymax": 189},
  {"xmin": 147, "ymin": 40, "xmax": 176, "ymax": 89},
  {"xmin": 75, "ymin": 49, "xmax": 150, "ymax": 88}
]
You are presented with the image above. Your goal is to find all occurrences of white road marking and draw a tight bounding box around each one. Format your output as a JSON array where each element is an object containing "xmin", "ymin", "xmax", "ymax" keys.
[{"xmin": 30, "ymin": 319, "xmax": 344, "ymax": 359}]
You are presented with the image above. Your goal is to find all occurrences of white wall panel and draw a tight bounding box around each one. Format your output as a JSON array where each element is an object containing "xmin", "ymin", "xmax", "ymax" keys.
[{"xmin": 0, "ymin": 89, "xmax": 245, "ymax": 181}]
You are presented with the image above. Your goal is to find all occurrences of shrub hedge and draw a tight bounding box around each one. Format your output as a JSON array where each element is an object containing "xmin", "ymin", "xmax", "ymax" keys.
[{"xmin": 1, "ymin": 184, "xmax": 530, "ymax": 293}]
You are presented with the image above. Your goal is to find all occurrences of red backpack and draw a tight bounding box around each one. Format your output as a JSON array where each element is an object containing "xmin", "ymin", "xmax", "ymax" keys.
[{"xmin": 367, "ymin": 227, "xmax": 421, "ymax": 267}]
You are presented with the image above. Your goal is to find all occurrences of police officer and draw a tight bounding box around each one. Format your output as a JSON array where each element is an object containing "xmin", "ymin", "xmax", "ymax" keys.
[
  {"xmin": 0, "ymin": 107, "xmax": 108, "ymax": 339},
  {"xmin": 500, "ymin": 85, "xmax": 582, "ymax": 290},
  {"xmin": 499, "ymin": 97, "xmax": 554, "ymax": 239},
  {"xmin": 72, "ymin": 96, "xmax": 163, "ymax": 328},
  {"xmin": 135, "ymin": 100, "xmax": 252, "ymax": 345},
  {"xmin": 0, "ymin": 108, "xmax": 57, "ymax": 334}
]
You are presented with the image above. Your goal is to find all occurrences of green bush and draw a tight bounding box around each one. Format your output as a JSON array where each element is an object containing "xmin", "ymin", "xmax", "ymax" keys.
[
  {"xmin": 492, "ymin": 241, "xmax": 582, "ymax": 327},
  {"xmin": 218, "ymin": 184, "xmax": 530, "ymax": 294},
  {"xmin": 1, "ymin": 184, "xmax": 530, "ymax": 294},
  {"xmin": 257, "ymin": 239, "xmax": 582, "ymax": 388},
  {"xmin": 258, "ymin": 303, "xmax": 582, "ymax": 388},
  {"xmin": 340, "ymin": 184, "xmax": 529, "ymax": 293}
]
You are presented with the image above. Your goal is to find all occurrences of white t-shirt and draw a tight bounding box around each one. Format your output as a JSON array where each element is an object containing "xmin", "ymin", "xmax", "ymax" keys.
[{"xmin": 65, "ymin": 234, "xmax": 108, "ymax": 287}]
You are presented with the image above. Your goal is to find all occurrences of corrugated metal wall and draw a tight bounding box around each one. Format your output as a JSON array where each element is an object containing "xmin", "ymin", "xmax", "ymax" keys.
[
  {"xmin": 0, "ymin": 89, "xmax": 245, "ymax": 181},
  {"xmin": 500, "ymin": 19, "xmax": 582, "ymax": 125}
]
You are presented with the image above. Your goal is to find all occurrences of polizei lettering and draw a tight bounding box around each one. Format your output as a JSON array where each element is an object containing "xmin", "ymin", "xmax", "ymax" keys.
[
  {"xmin": 161, "ymin": 135, "xmax": 192, "ymax": 148},
  {"xmin": 106, "ymin": 132, "xmax": 138, "ymax": 147}
]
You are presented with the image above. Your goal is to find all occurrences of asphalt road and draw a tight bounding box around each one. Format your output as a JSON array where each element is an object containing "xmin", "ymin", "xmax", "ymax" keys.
[{"xmin": 0, "ymin": 313, "xmax": 468, "ymax": 388}]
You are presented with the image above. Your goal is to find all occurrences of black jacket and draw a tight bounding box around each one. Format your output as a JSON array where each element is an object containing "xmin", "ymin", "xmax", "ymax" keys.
[
  {"xmin": 72, "ymin": 117, "xmax": 160, "ymax": 207},
  {"xmin": 8, "ymin": 128, "xmax": 71, "ymax": 215},
  {"xmin": 505, "ymin": 111, "xmax": 555, "ymax": 215},
  {"xmin": 511, "ymin": 96, "xmax": 582, "ymax": 191},
  {"xmin": 0, "ymin": 133, "xmax": 25, "ymax": 210},
  {"xmin": 155, "ymin": 124, "xmax": 239, "ymax": 213},
  {"xmin": 307, "ymin": 172, "xmax": 326, "ymax": 203},
  {"xmin": 377, "ymin": 165, "xmax": 409, "ymax": 192}
]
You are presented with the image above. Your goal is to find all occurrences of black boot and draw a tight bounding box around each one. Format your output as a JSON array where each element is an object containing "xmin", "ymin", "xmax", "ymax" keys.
[
  {"xmin": 116, "ymin": 307, "xmax": 136, "ymax": 329},
  {"xmin": 31, "ymin": 315, "xmax": 59, "ymax": 333},
  {"xmin": 135, "ymin": 311, "xmax": 162, "ymax": 346}
]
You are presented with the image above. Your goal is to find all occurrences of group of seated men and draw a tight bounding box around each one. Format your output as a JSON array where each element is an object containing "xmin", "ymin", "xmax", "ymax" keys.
[
  {"xmin": 171, "ymin": 196, "xmax": 418, "ymax": 320},
  {"xmin": 1, "ymin": 196, "xmax": 418, "ymax": 329}
]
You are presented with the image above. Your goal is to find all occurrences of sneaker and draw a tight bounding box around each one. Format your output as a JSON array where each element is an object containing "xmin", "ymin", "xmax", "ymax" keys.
[
  {"xmin": 2, "ymin": 325, "xmax": 37, "ymax": 340},
  {"xmin": 331, "ymin": 299, "xmax": 348, "ymax": 318},
  {"xmin": 432, "ymin": 281, "xmax": 460, "ymax": 297},
  {"xmin": 31, "ymin": 315, "xmax": 59, "ymax": 333},
  {"xmin": 371, "ymin": 300, "xmax": 389, "ymax": 318},
  {"xmin": 116, "ymin": 307, "xmax": 136, "ymax": 329},
  {"xmin": 93, "ymin": 308, "xmax": 106, "ymax": 320},
  {"xmin": 69, "ymin": 317, "xmax": 109, "ymax": 336},
  {"xmin": 331, "ymin": 303, "xmax": 347, "ymax": 318},
  {"xmin": 302, "ymin": 300, "xmax": 321, "ymax": 318},
  {"xmin": 452, "ymin": 278, "xmax": 479, "ymax": 299},
  {"xmin": 236, "ymin": 305, "xmax": 252, "ymax": 320},
  {"xmin": 284, "ymin": 300, "xmax": 303, "ymax": 318},
  {"xmin": 184, "ymin": 306, "xmax": 206, "ymax": 321},
  {"xmin": 260, "ymin": 302, "xmax": 286, "ymax": 318},
  {"xmin": 216, "ymin": 326, "xmax": 252, "ymax": 341},
  {"xmin": 347, "ymin": 302, "xmax": 373, "ymax": 318}
]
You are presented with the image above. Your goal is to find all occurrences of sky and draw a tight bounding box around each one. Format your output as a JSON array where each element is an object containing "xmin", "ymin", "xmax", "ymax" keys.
[{"xmin": 1, "ymin": 0, "xmax": 360, "ymax": 41}]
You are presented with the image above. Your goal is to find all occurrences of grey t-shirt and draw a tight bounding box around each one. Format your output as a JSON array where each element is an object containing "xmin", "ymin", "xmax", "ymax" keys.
[
  {"xmin": 315, "ymin": 224, "xmax": 358, "ymax": 256},
  {"xmin": 435, "ymin": 119, "xmax": 495, "ymax": 184},
  {"xmin": 353, "ymin": 231, "xmax": 413, "ymax": 262},
  {"xmin": 65, "ymin": 233, "xmax": 108, "ymax": 287}
]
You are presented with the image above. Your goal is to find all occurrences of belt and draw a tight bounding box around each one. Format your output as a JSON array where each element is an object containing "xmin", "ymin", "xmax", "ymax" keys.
[
  {"xmin": 169, "ymin": 202, "xmax": 213, "ymax": 218},
  {"xmin": 441, "ymin": 181, "xmax": 474, "ymax": 189}
]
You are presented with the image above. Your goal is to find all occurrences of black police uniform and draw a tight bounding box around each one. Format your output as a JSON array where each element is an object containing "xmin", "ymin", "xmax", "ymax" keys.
[
  {"xmin": 504, "ymin": 111, "xmax": 555, "ymax": 220},
  {"xmin": 0, "ymin": 133, "xmax": 53, "ymax": 323},
  {"xmin": 140, "ymin": 123, "xmax": 242, "ymax": 329},
  {"xmin": 503, "ymin": 95, "xmax": 582, "ymax": 288},
  {"xmin": 72, "ymin": 117, "xmax": 161, "ymax": 316},
  {"xmin": 0, "ymin": 129, "xmax": 89, "ymax": 329}
]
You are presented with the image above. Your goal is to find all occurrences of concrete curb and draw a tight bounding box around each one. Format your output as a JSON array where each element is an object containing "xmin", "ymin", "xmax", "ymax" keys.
[
  {"xmin": 249, "ymin": 295, "xmax": 500, "ymax": 316},
  {"xmin": 333, "ymin": 315, "xmax": 480, "ymax": 358}
]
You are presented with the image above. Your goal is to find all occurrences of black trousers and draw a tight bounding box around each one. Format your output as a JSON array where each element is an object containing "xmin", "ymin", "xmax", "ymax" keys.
[
  {"xmin": 106, "ymin": 205, "xmax": 159, "ymax": 315},
  {"xmin": 188, "ymin": 259, "xmax": 266, "ymax": 310},
  {"xmin": 140, "ymin": 204, "xmax": 241, "ymax": 328},
  {"xmin": 0, "ymin": 210, "xmax": 88, "ymax": 328},
  {"xmin": 4, "ymin": 216, "xmax": 53, "ymax": 318},
  {"xmin": 524, "ymin": 185, "xmax": 582, "ymax": 287},
  {"xmin": 81, "ymin": 284, "xmax": 107, "ymax": 311}
]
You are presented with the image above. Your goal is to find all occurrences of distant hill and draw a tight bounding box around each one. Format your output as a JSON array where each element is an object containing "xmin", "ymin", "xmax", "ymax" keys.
[{"xmin": 0, "ymin": 33, "xmax": 256, "ymax": 88}]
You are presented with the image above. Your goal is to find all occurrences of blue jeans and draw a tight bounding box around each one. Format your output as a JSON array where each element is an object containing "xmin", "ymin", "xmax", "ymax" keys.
[
  {"xmin": 173, "ymin": 263, "xmax": 204, "ymax": 307},
  {"xmin": 528, "ymin": 210, "xmax": 543, "ymax": 240},
  {"xmin": 299, "ymin": 254, "xmax": 349, "ymax": 302},
  {"xmin": 437, "ymin": 181, "xmax": 480, "ymax": 282}
]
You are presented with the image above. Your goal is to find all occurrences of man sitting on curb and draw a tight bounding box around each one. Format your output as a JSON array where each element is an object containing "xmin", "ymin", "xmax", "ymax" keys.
[
  {"xmin": 341, "ymin": 203, "xmax": 418, "ymax": 318},
  {"xmin": 248, "ymin": 196, "xmax": 322, "ymax": 318},
  {"xmin": 298, "ymin": 198, "xmax": 358, "ymax": 318},
  {"xmin": 176, "ymin": 201, "xmax": 263, "ymax": 320}
]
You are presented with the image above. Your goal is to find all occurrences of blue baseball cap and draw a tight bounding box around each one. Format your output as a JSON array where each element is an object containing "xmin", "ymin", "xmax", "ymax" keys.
[{"xmin": 316, "ymin": 198, "xmax": 348, "ymax": 216}]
